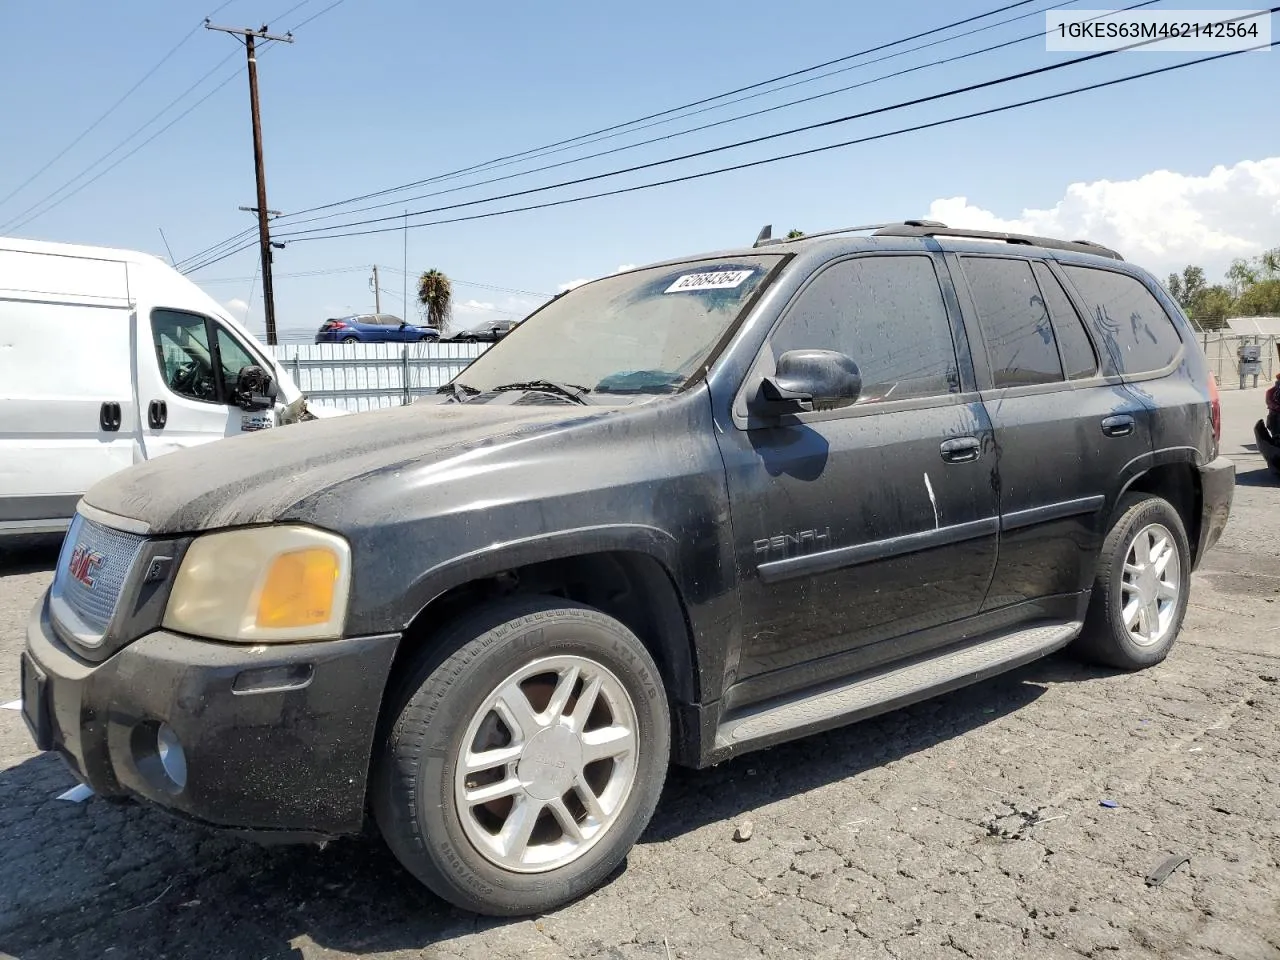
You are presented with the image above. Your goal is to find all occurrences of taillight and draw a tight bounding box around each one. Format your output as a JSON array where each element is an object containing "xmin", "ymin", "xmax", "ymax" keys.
[{"xmin": 1208, "ymin": 371, "xmax": 1221, "ymax": 445}]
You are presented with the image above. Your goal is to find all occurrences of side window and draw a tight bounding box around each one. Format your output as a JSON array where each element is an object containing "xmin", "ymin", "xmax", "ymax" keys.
[
  {"xmin": 1033, "ymin": 263, "xmax": 1097, "ymax": 380},
  {"xmin": 961, "ymin": 257, "xmax": 1063, "ymax": 388},
  {"xmin": 151, "ymin": 309, "xmax": 218, "ymax": 403},
  {"xmin": 214, "ymin": 326, "xmax": 262, "ymax": 400},
  {"xmin": 770, "ymin": 255, "xmax": 959, "ymax": 403},
  {"xmin": 1061, "ymin": 266, "xmax": 1184, "ymax": 374}
]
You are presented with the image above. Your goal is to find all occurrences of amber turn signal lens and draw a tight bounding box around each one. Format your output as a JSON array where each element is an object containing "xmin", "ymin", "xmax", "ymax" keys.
[{"xmin": 256, "ymin": 548, "xmax": 339, "ymax": 629}]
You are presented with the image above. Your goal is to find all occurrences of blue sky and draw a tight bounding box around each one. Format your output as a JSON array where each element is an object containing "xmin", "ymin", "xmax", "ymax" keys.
[{"xmin": 1, "ymin": 0, "xmax": 1276, "ymax": 342}]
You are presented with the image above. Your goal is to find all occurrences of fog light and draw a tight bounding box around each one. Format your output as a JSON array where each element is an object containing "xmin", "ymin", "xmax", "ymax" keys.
[{"xmin": 157, "ymin": 723, "xmax": 187, "ymax": 790}]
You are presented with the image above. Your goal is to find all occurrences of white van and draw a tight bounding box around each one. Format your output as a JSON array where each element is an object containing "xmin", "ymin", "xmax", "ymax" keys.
[{"xmin": 0, "ymin": 237, "xmax": 344, "ymax": 537}]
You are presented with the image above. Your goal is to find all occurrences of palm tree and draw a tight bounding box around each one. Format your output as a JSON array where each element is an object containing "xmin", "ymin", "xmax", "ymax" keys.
[
  {"xmin": 417, "ymin": 269, "xmax": 453, "ymax": 334},
  {"xmin": 786, "ymin": 229, "xmax": 805, "ymax": 239}
]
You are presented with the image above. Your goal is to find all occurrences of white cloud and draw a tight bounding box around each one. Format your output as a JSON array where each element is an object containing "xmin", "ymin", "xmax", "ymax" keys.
[
  {"xmin": 926, "ymin": 157, "xmax": 1280, "ymax": 282},
  {"xmin": 558, "ymin": 265, "xmax": 638, "ymax": 292},
  {"xmin": 223, "ymin": 297, "xmax": 249, "ymax": 319},
  {"xmin": 456, "ymin": 299, "xmax": 496, "ymax": 313}
]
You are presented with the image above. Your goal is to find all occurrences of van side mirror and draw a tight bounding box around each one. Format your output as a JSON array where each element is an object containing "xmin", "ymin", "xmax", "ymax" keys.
[
  {"xmin": 234, "ymin": 365, "xmax": 280, "ymax": 412},
  {"xmin": 756, "ymin": 349, "xmax": 861, "ymax": 415}
]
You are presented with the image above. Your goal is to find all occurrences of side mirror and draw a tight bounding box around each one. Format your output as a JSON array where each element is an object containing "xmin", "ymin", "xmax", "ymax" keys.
[
  {"xmin": 234, "ymin": 365, "xmax": 280, "ymax": 411},
  {"xmin": 399, "ymin": 321, "xmax": 408, "ymax": 329},
  {"xmin": 756, "ymin": 349, "xmax": 861, "ymax": 415}
]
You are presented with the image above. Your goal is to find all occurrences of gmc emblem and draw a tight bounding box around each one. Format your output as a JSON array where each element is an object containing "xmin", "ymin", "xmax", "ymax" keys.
[{"xmin": 68, "ymin": 545, "xmax": 105, "ymax": 588}]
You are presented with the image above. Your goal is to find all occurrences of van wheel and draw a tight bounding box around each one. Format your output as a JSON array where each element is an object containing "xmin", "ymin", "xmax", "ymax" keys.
[
  {"xmin": 1074, "ymin": 494, "xmax": 1191, "ymax": 670},
  {"xmin": 372, "ymin": 597, "xmax": 670, "ymax": 916}
]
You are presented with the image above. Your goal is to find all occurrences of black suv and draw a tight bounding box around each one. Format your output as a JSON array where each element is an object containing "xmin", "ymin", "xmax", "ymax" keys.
[{"xmin": 21, "ymin": 220, "xmax": 1234, "ymax": 916}]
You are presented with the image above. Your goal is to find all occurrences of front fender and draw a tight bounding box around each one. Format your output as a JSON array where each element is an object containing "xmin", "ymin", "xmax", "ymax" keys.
[{"xmin": 394, "ymin": 523, "xmax": 681, "ymax": 629}]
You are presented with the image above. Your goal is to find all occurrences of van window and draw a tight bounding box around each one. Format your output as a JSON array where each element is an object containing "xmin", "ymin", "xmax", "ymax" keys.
[
  {"xmin": 961, "ymin": 257, "xmax": 1064, "ymax": 388},
  {"xmin": 151, "ymin": 310, "xmax": 219, "ymax": 404},
  {"xmin": 214, "ymin": 326, "xmax": 261, "ymax": 400},
  {"xmin": 1061, "ymin": 266, "xmax": 1183, "ymax": 374},
  {"xmin": 1032, "ymin": 263, "xmax": 1097, "ymax": 380},
  {"xmin": 770, "ymin": 255, "xmax": 960, "ymax": 403}
]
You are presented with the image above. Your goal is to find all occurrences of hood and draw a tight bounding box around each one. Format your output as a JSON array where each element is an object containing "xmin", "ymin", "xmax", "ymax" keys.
[{"xmin": 82, "ymin": 399, "xmax": 611, "ymax": 535}]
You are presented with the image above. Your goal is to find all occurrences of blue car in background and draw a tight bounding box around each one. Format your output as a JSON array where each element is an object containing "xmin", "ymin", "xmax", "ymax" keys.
[{"xmin": 314, "ymin": 313, "xmax": 441, "ymax": 344}]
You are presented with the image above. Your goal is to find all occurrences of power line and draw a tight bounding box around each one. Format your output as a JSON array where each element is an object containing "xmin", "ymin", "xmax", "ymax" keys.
[
  {"xmin": 0, "ymin": 52, "xmax": 242, "ymax": 232},
  {"xmin": 173, "ymin": 0, "xmax": 1050, "ymax": 268},
  {"xmin": 291, "ymin": 0, "xmax": 349, "ymax": 32},
  {"xmin": 277, "ymin": 21, "xmax": 1222, "ymax": 242},
  {"xmin": 196, "ymin": 265, "xmax": 371, "ymax": 282},
  {"xmin": 4, "ymin": 0, "xmax": 343, "ymax": 236},
  {"xmin": 280, "ymin": 42, "xmax": 1276, "ymax": 244},
  {"xmin": 253, "ymin": 0, "xmax": 1044, "ymax": 223},
  {"xmin": 377, "ymin": 265, "xmax": 552, "ymax": 298},
  {"xmin": 278, "ymin": 0, "xmax": 1156, "ymax": 234},
  {"xmin": 278, "ymin": 0, "xmax": 1089, "ymax": 234},
  {"xmin": 0, "ymin": 0, "xmax": 237, "ymax": 212}
]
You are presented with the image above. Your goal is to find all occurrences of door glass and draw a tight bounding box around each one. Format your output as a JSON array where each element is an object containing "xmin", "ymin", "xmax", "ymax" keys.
[
  {"xmin": 214, "ymin": 326, "xmax": 263, "ymax": 402},
  {"xmin": 151, "ymin": 309, "xmax": 218, "ymax": 403},
  {"xmin": 1061, "ymin": 265, "xmax": 1183, "ymax": 374},
  {"xmin": 1033, "ymin": 263, "xmax": 1097, "ymax": 380},
  {"xmin": 771, "ymin": 255, "xmax": 960, "ymax": 403},
  {"xmin": 962, "ymin": 257, "xmax": 1064, "ymax": 388}
]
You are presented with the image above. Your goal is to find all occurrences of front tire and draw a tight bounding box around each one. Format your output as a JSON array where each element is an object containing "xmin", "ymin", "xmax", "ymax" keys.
[
  {"xmin": 1074, "ymin": 494, "xmax": 1191, "ymax": 670},
  {"xmin": 372, "ymin": 597, "xmax": 670, "ymax": 916}
]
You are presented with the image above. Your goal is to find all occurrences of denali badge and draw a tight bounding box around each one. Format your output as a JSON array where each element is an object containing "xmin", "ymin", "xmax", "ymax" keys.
[{"xmin": 68, "ymin": 545, "xmax": 105, "ymax": 588}]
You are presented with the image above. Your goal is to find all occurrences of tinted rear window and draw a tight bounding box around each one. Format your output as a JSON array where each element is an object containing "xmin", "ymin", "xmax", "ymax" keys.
[{"xmin": 1061, "ymin": 266, "xmax": 1183, "ymax": 375}]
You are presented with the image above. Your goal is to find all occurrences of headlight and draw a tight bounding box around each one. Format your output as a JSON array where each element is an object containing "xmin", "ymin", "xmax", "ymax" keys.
[{"xmin": 163, "ymin": 526, "xmax": 351, "ymax": 643}]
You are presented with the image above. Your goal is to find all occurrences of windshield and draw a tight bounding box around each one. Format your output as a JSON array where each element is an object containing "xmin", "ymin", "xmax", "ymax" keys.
[{"xmin": 452, "ymin": 255, "xmax": 784, "ymax": 396}]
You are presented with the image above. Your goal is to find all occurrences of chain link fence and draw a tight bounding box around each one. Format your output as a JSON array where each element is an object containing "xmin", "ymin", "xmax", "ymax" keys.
[
  {"xmin": 1196, "ymin": 332, "xmax": 1278, "ymax": 390},
  {"xmin": 266, "ymin": 341, "xmax": 492, "ymax": 413}
]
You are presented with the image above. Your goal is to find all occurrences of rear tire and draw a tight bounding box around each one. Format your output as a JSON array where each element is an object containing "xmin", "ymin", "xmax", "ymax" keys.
[
  {"xmin": 342, "ymin": 335, "xmax": 359, "ymax": 344},
  {"xmin": 371, "ymin": 597, "xmax": 670, "ymax": 916},
  {"xmin": 1073, "ymin": 494, "xmax": 1191, "ymax": 670}
]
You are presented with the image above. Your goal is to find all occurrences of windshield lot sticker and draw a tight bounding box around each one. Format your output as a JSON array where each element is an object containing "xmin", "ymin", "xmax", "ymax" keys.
[{"xmin": 665, "ymin": 270, "xmax": 754, "ymax": 293}]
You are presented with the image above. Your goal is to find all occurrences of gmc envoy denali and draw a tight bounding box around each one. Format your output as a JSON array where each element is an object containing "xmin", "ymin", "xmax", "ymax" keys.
[{"xmin": 22, "ymin": 221, "xmax": 1234, "ymax": 915}]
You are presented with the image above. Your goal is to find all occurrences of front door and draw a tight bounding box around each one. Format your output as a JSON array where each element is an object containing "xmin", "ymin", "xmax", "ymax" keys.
[
  {"xmin": 139, "ymin": 308, "xmax": 278, "ymax": 459},
  {"xmin": 716, "ymin": 252, "xmax": 1001, "ymax": 703}
]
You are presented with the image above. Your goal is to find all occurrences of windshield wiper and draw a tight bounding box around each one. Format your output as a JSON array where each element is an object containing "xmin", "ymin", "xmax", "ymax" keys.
[
  {"xmin": 436, "ymin": 381, "xmax": 481, "ymax": 402},
  {"xmin": 490, "ymin": 380, "xmax": 592, "ymax": 404}
]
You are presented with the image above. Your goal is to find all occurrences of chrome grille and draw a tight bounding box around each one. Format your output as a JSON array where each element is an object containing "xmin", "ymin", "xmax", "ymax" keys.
[{"xmin": 50, "ymin": 513, "xmax": 146, "ymax": 646}]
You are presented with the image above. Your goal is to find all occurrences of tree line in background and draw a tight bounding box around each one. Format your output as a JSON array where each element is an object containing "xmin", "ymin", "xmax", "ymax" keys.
[{"xmin": 1167, "ymin": 247, "xmax": 1280, "ymax": 329}]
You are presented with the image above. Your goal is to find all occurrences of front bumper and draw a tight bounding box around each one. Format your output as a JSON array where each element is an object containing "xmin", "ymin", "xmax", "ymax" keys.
[
  {"xmin": 1194, "ymin": 455, "xmax": 1235, "ymax": 568},
  {"xmin": 22, "ymin": 596, "xmax": 399, "ymax": 838}
]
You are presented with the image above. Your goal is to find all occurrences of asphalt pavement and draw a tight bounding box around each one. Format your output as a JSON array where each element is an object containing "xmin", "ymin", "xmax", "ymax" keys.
[{"xmin": 0, "ymin": 387, "xmax": 1277, "ymax": 960}]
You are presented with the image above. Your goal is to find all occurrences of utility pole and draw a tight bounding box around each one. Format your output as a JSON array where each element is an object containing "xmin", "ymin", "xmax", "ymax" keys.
[
  {"xmin": 206, "ymin": 20, "xmax": 294, "ymax": 345},
  {"xmin": 371, "ymin": 265, "xmax": 381, "ymax": 313}
]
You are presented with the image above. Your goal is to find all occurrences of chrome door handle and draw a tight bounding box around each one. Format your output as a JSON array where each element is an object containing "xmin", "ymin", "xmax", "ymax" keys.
[
  {"xmin": 940, "ymin": 436, "xmax": 981, "ymax": 463},
  {"xmin": 1101, "ymin": 414, "xmax": 1135, "ymax": 438}
]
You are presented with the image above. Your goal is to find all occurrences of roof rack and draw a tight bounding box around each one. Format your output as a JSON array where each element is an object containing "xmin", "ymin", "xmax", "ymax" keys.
[
  {"xmin": 871, "ymin": 222, "xmax": 1124, "ymax": 261},
  {"xmin": 753, "ymin": 219, "xmax": 945, "ymax": 248}
]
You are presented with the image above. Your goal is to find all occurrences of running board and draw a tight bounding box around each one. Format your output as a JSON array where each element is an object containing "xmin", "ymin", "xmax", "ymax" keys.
[{"xmin": 715, "ymin": 621, "xmax": 1081, "ymax": 752}]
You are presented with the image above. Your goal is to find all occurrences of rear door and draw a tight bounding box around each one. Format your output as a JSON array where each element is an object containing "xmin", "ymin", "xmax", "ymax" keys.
[
  {"xmin": 0, "ymin": 250, "xmax": 139, "ymax": 529},
  {"xmin": 138, "ymin": 307, "xmax": 277, "ymax": 458},
  {"xmin": 1057, "ymin": 264, "xmax": 1205, "ymax": 465},
  {"xmin": 948, "ymin": 254, "xmax": 1153, "ymax": 611},
  {"xmin": 718, "ymin": 252, "xmax": 1000, "ymax": 699}
]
